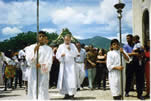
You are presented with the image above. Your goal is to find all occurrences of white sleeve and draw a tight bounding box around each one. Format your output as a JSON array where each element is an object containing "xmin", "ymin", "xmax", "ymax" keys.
[
  {"xmin": 56, "ymin": 45, "xmax": 64, "ymax": 62},
  {"xmin": 107, "ymin": 52, "xmax": 115, "ymax": 72},
  {"xmin": 25, "ymin": 45, "xmax": 36, "ymax": 66}
]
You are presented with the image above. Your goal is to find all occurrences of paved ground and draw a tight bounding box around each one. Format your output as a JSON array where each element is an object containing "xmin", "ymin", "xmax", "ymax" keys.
[{"xmin": 0, "ymin": 85, "xmax": 150, "ymax": 100}]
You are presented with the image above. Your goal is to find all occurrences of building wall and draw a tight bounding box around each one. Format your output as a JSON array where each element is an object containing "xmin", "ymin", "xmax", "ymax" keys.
[{"xmin": 132, "ymin": 0, "xmax": 150, "ymax": 45}]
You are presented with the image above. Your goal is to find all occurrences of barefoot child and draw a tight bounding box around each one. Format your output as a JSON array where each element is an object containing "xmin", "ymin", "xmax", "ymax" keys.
[{"xmin": 107, "ymin": 39, "xmax": 130, "ymax": 100}]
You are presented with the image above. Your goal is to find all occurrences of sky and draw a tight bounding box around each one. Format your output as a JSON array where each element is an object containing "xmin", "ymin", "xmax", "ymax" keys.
[{"xmin": 0, "ymin": 0, "xmax": 132, "ymax": 43}]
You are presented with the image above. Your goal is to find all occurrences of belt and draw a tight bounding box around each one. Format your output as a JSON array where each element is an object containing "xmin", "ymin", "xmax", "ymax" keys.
[{"xmin": 76, "ymin": 62, "xmax": 84, "ymax": 64}]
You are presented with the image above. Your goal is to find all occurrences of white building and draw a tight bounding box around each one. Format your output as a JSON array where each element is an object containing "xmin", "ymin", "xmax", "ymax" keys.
[{"xmin": 132, "ymin": 0, "xmax": 150, "ymax": 45}]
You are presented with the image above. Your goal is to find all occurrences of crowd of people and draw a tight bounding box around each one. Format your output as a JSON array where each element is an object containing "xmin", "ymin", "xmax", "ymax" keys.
[{"xmin": 0, "ymin": 31, "xmax": 150, "ymax": 100}]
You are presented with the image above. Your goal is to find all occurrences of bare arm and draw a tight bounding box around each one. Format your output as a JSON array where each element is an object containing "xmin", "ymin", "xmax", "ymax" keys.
[{"xmin": 120, "ymin": 48, "xmax": 129, "ymax": 61}]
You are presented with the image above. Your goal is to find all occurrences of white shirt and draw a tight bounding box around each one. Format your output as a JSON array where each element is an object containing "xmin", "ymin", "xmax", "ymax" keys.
[{"xmin": 75, "ymin": 48, "xmax": 86, "ymax": 63}]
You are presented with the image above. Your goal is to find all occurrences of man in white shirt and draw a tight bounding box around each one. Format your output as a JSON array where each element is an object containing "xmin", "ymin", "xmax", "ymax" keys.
[{"xmin": 75, "ymin": 42, "xmax": 86, "ymax": 90}]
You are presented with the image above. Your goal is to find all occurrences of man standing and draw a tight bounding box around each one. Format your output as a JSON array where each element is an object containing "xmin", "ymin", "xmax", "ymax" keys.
[
  {"xmin": 124, "ymin": 34, "xmax": 135, "ymax": 96},
  {"xmin": 124, "ymin": 34, "xmax": 144, "ymax": 100},
  {"xmin": 56, "ymin": 34, "xmax": 79, "ymax": 99},
  {"xmin": 75, "ymin": 42, "xmax": 86, "ymax": 91},
  {"xmin": 86, "ymin": 45, "xmax": 97, "ymax": 90},
  {"xmin": 25, "ymin": 31, "xmax": 53, "ymax": 100}
]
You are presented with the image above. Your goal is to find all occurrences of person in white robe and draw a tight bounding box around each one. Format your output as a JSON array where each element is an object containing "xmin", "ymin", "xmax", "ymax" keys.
[
  {"xmin": 56, "ymin": 34, "xmax": 79, "ymax": 99},
  {"xmin": 75, "ymin": 42, "xmax": 86, "ymax": 90},
  {"xmin": 19, "ymin": 50, "xmax": 28, "ymax": 81},
  {"xmin": 107, "ymin": 39, "xmax": 130, "ymax": 100},
  {"xmin": 0, "ymin": 52, "xmax": 7, "ymax": 85},
  {"xmin": 25, "ymin": 31, "xmax": 53, "ymax": 100},
  {"xmin": 19, "ymin": 49, "xmax": 29, "ymax": 94}
]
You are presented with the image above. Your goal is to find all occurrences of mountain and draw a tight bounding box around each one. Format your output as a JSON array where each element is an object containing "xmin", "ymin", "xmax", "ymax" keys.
[{"xmin": 79, "ymin": 36, "xmax": 111, "ymax": 50}]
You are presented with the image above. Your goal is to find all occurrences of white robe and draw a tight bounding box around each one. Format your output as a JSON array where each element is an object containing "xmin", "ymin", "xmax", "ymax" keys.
[
  {"xmin": 20, "ymin": 60, "xmax": 29, "ymax": 81},
  {"xmin": 25, "ymin": 44, "xmax": 53, "ymax": 100},
  {"xmin": 18, "ymin": 50, "xmax": 28, "ymax": 81},
  {"xmin": 56, "ymin": 43, "xmax": 79, "ymax": 95},
  {"xmin": 107, "ymin": 50, "xmax": 130, "ymax": 96},
  {"xmin": 0, "ymin": 52, "xmax": 6, "ymax": 85}
]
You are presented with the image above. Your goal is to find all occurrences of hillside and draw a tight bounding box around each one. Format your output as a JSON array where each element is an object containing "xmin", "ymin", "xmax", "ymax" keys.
[{"xmin": 79, "ymin": 36, "xmax": 111, "ymax": 50}]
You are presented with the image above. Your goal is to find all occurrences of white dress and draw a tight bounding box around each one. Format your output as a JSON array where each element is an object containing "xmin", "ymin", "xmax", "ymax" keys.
[
  {"xmin": 107, "ymin": 50, "xmax": 130, "ymax": 96},
  {"xmin": 25, "ymin": 44, "xmax": 53, "ymax": 100},
  {"xmin": 56, "ymin": 43, "xmax": 79, "ymax": 96}
]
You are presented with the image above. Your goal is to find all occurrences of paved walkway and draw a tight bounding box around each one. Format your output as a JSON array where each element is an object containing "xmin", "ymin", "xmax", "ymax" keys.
[{"xmin": 0, "ymin": 86, "xmax": 150, "ymax": 100}]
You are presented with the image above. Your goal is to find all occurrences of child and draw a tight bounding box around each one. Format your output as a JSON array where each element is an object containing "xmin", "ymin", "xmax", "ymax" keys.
[
  {"xmin": 107, "ymin": 39, "xmax": 130, "ymax": 100},
  {"xmin": 133, "ymin": 35, "xmax": 143, "ymax": 52}
]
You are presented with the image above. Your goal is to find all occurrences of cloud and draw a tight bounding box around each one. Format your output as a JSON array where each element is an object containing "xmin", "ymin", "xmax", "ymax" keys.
[
  {"xmin": 107, "ymin": 32, "xmax": 132, "ymax": 44},
  {"xmin": 124, "ymin": 9, "xmax": 132, "ymax": 28},
  {"xmin": 49, "ymin": 0, "xmax": 120, "ymax": 32},
  {"xmin": 2, "ymin": 27, "xmax": 22, "ymax": 35},
  {"xmin": 0, "ymin": 0, "xmax": 56, "ymax": 25},
  {"xmin": 0, "ymin": 0, "xmax": 133, "ymax": 41},
  {"xmin": 74, "ymin": 35, "xmax": 85, "ymax": 39},
  {"xmin": 41, "ymin": 28, "xmax": 56, "ymax": 33},
  {"xmin": 50, "ymin": 7, "xmax": 86, "ymax": 25}
]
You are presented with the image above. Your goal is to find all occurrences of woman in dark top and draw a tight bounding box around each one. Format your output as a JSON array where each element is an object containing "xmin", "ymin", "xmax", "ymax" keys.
[{"xmin": 96, "ymin": 48, "xmax": 107, "ymax": 90}]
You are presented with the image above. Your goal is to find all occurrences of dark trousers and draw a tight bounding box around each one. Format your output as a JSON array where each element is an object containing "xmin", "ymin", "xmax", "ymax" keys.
[
  {"xmin": 96, "ymin": 64, "xmax": 107, "ymax": 88},
  {"xmin": 49, "ymin": 62, "xmax": 59, "ymax": 87},
  {"xmin": 4, "ymin": 77, "xmax": 13, "ymax": 90},
  {"xmin": 125, "ymin": 60, "xmax": 145, "ymax": 96},
  {"xmin": 15, "ymin": 69, "xmax": 22, "ymax": 88},
  {"xmin": 4, "ymin": 78, "xmax": 8, "ymax": 90}
]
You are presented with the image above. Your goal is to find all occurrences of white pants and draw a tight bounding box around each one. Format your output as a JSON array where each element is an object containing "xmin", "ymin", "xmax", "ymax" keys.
[{"xmin": 75, "ymin": 63, "xmax": 85, "ymax": 88}]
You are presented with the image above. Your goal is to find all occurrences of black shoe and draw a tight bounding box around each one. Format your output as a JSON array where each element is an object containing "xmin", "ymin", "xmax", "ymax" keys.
[
  {"xmin": 103, "ymin": 88, "xmax": 106, "ymax": 91},
  {"xmin": 69, "ymin": 95, "xmax": 74, "ymax": 99},
  {"xmin": 130, "ymin": 88, "xmax": 135, "ymax": 91},
  {"xmin": 137, "ymin": 96, "xmax": 145, "ymax": 100},
  {"xmin": 77, "ymin": 88, "xmax": 80, "ymax": 91},
  {"xmin": 144, "ymin": 94, "xmax": 150, "ymax": 98},
  {"xmin": 113, "ymin": 96, "xmax": 121, "ymax": 100},
  {"xmin": 125, "ymin": 93, "xmax": 129, "ymax": 97},
  {"xmin": 97, "ymin": 86, "xmax": 101, "ymax": 89},
  {"xmin": 81, "ymin": 84, "xmax": 84, "ymax": 88},
  {"xmin": 64, "ymin": 94, "xmax": 70, "ymax": 99}
]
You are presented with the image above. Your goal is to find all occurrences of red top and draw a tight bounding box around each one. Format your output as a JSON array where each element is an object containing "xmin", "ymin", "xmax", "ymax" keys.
[{"xmin": 145, "ymin": 51, "xmax": 150, "ymax": 60}]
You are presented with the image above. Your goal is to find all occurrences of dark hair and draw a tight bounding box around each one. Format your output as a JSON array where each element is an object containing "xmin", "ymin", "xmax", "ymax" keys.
[
  {"xmin": 100, "ymin": 48, "xmax": 105, "ymax": 55},
  {"xmin": 38, "ymin": 31, "xmax": 46, "ymax": 36},
  {"xmin": 134, "ymin": 35, "xmax": 140, "ymax": 40},
  {"xmin": 76, "ymin": 42, "xmax": 81, "ymax": 45},
  {"xmin": 110, "ymin": 39, "xmax": 120, "ymax": 46},
  {"xmin": 127, "ymin": 34, "xmax": 133, "ymax": 39},
  {"xmin": 89, "ymin": 44, "xmax": 94, "ymax": 48}
]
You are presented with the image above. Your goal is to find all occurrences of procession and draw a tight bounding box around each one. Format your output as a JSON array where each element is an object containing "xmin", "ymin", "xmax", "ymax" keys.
[{"xmin": 0, "ymin": 0, "xmax": 150, "ymax": 100}]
